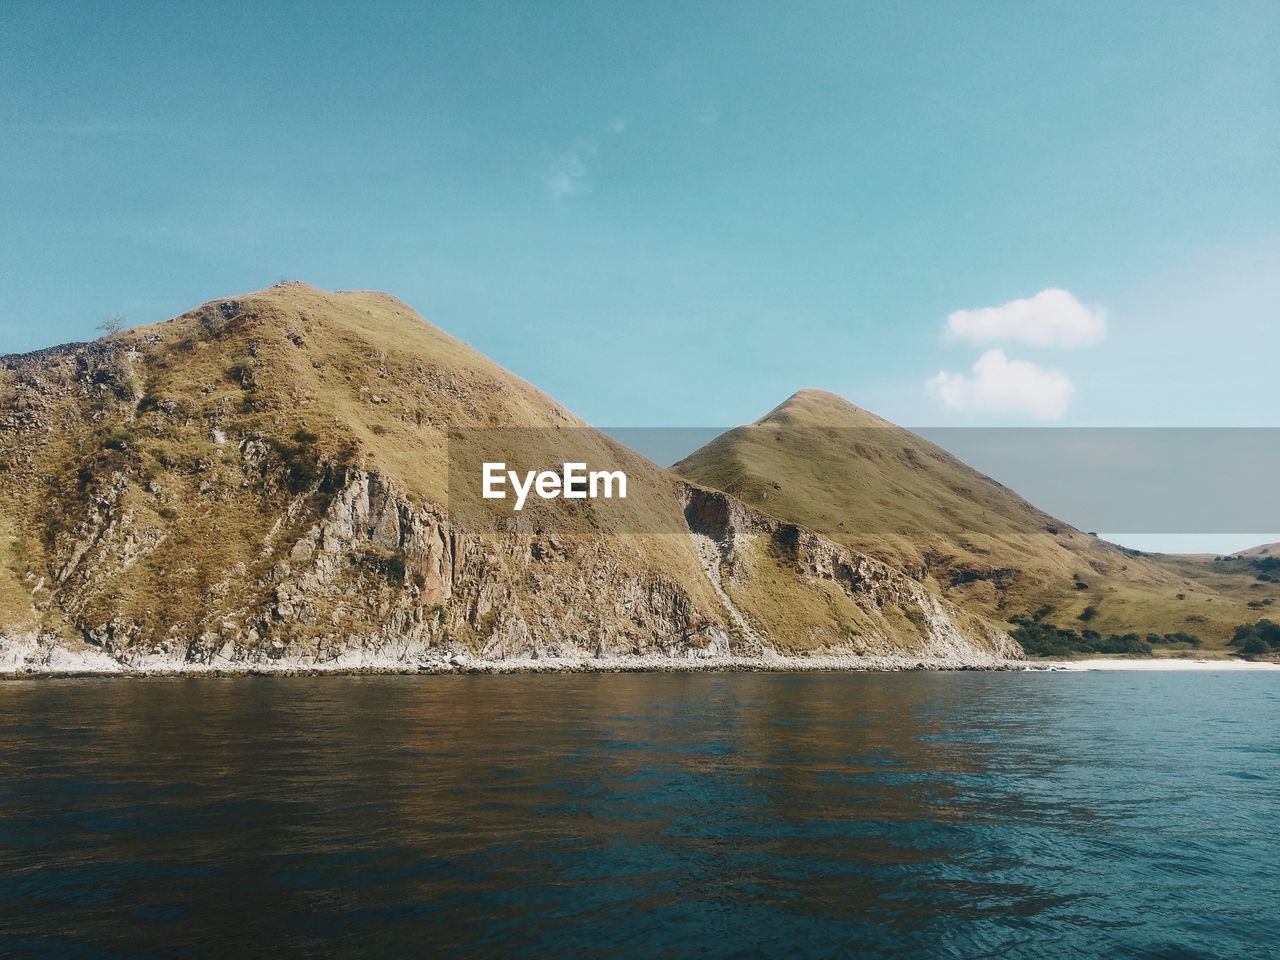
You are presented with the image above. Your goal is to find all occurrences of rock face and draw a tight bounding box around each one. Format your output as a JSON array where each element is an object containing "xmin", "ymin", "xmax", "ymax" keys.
[
  {"xmin": 0, "ymin": 283, "xmax": 1020, "ymax": 674},
  {"xmin": 682, "ymin": 486, "xmax": 1021, "ymax": 661},
  {"xmin": 246, "ymin": 466, "xmax": 728, "ymax": 666}
]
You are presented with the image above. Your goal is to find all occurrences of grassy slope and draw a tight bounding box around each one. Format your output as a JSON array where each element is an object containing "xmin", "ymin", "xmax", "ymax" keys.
[
  {"xmin": 0, "ymin": 515, "xmax": 40, "ymax": 634},
  {"xmin": 721, "ymin": 536, "xmax": 929, "ymax": 655},
  {"xmin": 674, "ymin": 389, "xmax": 1261, "ymax": 649},
  {"xmin": 1148, "ymin": 552, "xmax": 1280, "ymax": 619},
  {"xmin": 1229, "ymin": 541, "xmax": 1280, "ymax": 558}
]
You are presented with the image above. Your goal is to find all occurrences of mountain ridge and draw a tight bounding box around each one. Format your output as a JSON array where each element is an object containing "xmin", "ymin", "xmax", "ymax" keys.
[{"xmin": 0, "ymin": 284, "xmax": 1022, "ymax": 672}]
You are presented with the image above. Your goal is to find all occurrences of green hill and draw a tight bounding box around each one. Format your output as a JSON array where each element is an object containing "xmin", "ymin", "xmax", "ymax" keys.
[{"xmin": 675, "ymin": 389, "xmax": 1265, "ymax": 649}]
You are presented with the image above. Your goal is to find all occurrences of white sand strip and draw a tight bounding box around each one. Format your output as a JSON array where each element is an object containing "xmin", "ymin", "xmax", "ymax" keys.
[{"xmin": 1049, "ymin": 657, "xmax": 1280, "ymax": 671}]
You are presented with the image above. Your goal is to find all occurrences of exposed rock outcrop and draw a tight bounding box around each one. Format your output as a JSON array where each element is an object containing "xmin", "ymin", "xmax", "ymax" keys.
[{"xmin": 682, "ymin": 486, "xmax": 1021, "ymax": 662}]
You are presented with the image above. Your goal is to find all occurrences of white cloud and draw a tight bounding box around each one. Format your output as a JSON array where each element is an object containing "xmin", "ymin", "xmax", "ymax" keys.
[
  {"xmin": 544, "ymin": 120, "xmax": 628, "ymax": 201},
  {"xmin": 945, "ymin": 288, "xmax": 1106, "ymax": 349},
  {"xmin": 928, "ymin": 349, "xmax": 1074, "ymax": 419},
  {"xmin": 546, "ymin": 143, "xmax": 593, "ymax": 201}
]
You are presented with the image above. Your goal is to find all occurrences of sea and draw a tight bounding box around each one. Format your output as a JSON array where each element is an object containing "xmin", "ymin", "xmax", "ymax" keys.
[{"xmin": 1, "ymin": 671, "xmax": 1276, "ymax": 958}]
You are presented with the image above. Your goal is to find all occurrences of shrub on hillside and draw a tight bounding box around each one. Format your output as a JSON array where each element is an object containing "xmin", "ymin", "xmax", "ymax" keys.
[
  {"xmin": 101, "ymin": 427, "xmax": 134, "ymax": 451},
  {"xmin": 267, "ymin": 428, "xmax": 323, "ymax": 493},
  {"xmin": 226, "ymin": 357, "xmax": 256, "ymax": 387},
  {"xmin": 1250, "ymin": 557, "xmax": 1280, "ymax": 582},
  {"xmin": 1009, "ymin": 614, "xmax": 1154, "ymax": 657},
  {"xmin": 356, "ymin": 545, "xmax": 409, "ymax": 585},
  {"xmin": 1231, "ymin": 619, "xmax": 1280, "ymax": 656}
]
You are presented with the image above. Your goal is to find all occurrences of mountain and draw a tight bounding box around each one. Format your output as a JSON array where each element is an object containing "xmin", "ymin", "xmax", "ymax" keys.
[
  {"xmin": 675, "ymin": 390, "xmax": 1266, "ymax": 647},
  {"xmin": 0, "ymin": 285, "xmax": 1015, "ymax": 672}
]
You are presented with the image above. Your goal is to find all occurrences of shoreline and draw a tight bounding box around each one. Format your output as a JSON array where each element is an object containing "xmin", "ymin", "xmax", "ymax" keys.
[
  {"xmin": 1, "ymin": 652, "xmax": 1023, "ymax": 680},
  {"xmin": 1049, "ymin": 656, "xmax": 1280, "ymax": 671},
  {"xmin": 3, "ymin": 650, "xmax": 1277, "ymax": 680}
]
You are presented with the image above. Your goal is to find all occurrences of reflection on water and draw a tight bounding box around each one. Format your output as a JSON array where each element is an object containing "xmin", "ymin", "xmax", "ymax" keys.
[{"xmin": 0, "ymin": 673, "xmax": 1277, "ymax": 958}]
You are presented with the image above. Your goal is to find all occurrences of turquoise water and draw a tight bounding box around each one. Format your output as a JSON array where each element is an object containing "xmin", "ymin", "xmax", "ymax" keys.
[{"xmin": 0, "ymin": 672, "xmax": 1276, "ymax": 958}]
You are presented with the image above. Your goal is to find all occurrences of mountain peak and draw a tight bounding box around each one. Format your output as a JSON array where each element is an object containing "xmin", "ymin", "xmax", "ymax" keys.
[{"xmin": 756, "ymin": 388, "xmax": 892, "ymax": 427}]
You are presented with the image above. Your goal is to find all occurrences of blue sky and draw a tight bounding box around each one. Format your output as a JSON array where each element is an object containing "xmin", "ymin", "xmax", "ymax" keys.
[{"xmin": 2, "ymin": 2, "xmax": 1278, "ymax": 547}]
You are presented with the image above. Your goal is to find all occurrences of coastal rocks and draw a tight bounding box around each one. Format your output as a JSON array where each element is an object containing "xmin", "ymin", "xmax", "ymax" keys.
[
  {"xmin": 0, "ymin": 630, "xmax": 1029, "ymax": 677},
  {"xmin": 0, "ymin": 631, "xmax": 126, "ymax": 674}
]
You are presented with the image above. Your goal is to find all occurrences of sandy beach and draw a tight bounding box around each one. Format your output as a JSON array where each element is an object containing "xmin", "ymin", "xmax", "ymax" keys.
[{"xmin": 1049, "ymin": 657, "xmax": 1280, "ymax": 671}]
